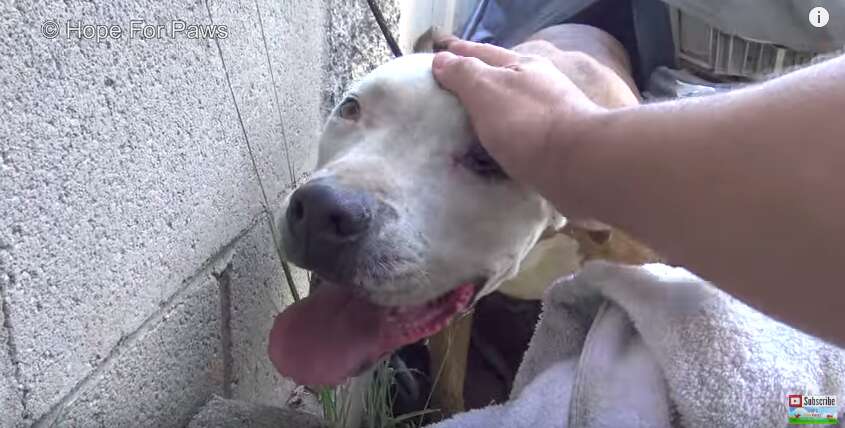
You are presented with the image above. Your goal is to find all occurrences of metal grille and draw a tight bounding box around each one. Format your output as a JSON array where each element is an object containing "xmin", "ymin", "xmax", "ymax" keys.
[{"xmin": 670, "ymin": 7, "xmax": 825, "ymax": 81}]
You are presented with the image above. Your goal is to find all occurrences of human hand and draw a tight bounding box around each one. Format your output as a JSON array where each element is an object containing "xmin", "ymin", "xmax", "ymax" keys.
[{"xmin": 431, "ymin": 41, "xmax": 605, "ymax": 195}]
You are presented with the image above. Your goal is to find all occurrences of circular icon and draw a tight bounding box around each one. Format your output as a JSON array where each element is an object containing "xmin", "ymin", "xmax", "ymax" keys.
[
  {"xmin": 809, "ymin": 7, "xmax": 830, "ymax": 28},
  {"xmin": 41, "ymin": 20, "xmax": 59, "ymax": 38}
]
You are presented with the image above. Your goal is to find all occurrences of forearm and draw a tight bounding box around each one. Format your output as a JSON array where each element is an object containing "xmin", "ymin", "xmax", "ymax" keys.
[{"xmin": 552, "ymin": 56, "xmax": 845, "ymax": 344}]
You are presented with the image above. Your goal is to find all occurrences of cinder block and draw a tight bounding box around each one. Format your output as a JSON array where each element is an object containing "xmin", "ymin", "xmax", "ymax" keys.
[
  {"xmin": 188, "ymin": 395, "xmax": 325, "ymax": 428},
  {"xmin": 226, "ymin": 214, "xmax": 309, "ymax": 406},
  {"xmin": 206, "ymin": 0, "xmax": 325, "ymax": 207},
  {"xmin": 0, "ymin": 1, "xmax": 270, "ymax": 419},
  {"xmin": 0, "ymin": 0, "xmax": 399, "ymax": 423},
  {"xmin": 46, "ymin": 277, "xmax": 223, "ymax": 427},
  {"xmin": 0, "ymin": 295, "xmax": 24, "ymax": 428}
]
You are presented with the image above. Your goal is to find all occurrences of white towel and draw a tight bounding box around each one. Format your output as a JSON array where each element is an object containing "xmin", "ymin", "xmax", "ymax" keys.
[{"xmin": 430, "ymin": 261, "xmax": 845, "ymax": 427}]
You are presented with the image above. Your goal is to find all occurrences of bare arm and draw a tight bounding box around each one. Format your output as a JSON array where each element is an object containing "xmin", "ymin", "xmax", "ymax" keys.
[
  {"xmin": 554, "ymin": 56, "xmax": 845, "ymax": 345},
  {"xmin": 433, "ymin": 45, "xmax": 845, "ymax": 345}
]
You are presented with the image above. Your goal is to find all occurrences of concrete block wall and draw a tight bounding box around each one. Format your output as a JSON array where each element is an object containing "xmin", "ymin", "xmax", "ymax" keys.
[{"xmin": 0, "ymin": 0, "xmax": 398, "ymax": 426}]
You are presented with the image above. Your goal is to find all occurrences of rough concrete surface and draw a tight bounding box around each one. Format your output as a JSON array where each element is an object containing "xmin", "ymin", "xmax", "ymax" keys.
[
  {"xmin": 322, "ymin": 0, "xmax": 401, "ymax": 116},
  {"xmin": 226, "ymin": 213, "xmax": 309, "ymax": 406},
  {"xmin": 0, "ymin": 1, "xmax": 264, "ymax": 420},
  {"xmin": 188, "ymin": 395, "xmax": 325, "ymax": 428},
  {"xmin": 46, "ymin": 277, "xmax": 223, "ymax": 428},
  {"xmin": 0, "ymin": 298, "xmax": 24, "ymax": 427},
  {"xmin": 206, "ymin": 0, "xmax": 325, "ymax": 207},
  {"xmin": 0, "ymin": 0, "xmax": 400, "ymax": 424}
]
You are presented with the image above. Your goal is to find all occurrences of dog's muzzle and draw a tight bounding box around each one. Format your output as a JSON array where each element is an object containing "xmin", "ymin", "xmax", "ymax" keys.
[{"xmin": 283, "ymin": 177, "xmax": 376, "ymax": 278}]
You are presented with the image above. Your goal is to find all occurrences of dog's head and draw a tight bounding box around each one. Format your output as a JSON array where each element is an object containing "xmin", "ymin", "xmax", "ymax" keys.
[{"xmin": 268, "ymin": 53, "xmax": 562, "ymax": 386}]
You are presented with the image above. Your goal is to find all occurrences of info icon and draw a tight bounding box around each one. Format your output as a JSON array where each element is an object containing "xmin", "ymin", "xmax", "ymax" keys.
[{"xmin": 810, "ymin": 7, "xmax": 830, "ymax": 28}]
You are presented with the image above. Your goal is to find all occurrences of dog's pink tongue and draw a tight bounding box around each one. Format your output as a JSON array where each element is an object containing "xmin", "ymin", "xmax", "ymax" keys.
[{"xmin": 268, "ymin": 285, "xmax": 390, "ymax": 387}]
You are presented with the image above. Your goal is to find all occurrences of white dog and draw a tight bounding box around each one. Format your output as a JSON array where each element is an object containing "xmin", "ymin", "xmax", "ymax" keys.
[
  {"xmin": 268, "ymin": 51, "xmax": 561, "ymax": 387},
  {"xmin": 266, "ymin": 24, "xmax": 638, "ymax": 390}
]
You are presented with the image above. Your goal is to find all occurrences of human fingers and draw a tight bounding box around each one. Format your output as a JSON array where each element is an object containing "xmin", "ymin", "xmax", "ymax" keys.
[{"xmin": 446, "ymin": 40, "xmax": 522, "ymax": 68}]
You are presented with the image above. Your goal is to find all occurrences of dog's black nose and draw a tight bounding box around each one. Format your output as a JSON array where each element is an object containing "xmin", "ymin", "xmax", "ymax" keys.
[{"xmin": 285, "ymin": 178, "xmax": 374, "ymax": 272}]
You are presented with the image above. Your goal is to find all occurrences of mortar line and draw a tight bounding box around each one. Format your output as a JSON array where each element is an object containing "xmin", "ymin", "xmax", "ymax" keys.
[
  {"xmin": 255, "ymin": 0, "xmax": 298, "ymax": 187},
  {"xmin": 213, "ymin": 267, "xmax": 234, "ymax": 399},
  {"xmin": 36, "ymin": 214, "xmax": 266, "ymax": 427},
  {"xmin": 0, "ymin": 275, "xmax": 30, "ymax": 421},
  {"xmin": 205, "ymin": 0, "xmax": 300, "ymax": 302}
]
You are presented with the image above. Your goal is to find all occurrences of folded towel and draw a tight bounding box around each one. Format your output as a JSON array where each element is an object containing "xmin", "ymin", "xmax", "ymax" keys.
[{"xmin": 430, "ymin": 261, "xmax": 845, "ymax": 427}]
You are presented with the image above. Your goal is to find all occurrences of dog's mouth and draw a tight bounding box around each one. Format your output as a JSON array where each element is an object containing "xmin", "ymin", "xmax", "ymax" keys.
[{"xmin": 267, "ymin": 278, "xmax": 479, "ymax": 387}]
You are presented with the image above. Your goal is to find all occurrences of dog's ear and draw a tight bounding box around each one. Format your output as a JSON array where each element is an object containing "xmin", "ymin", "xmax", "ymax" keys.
[
  {"xmin": 567, "ymin": 218, "xmax": 613, "ymax": 245},
  {"xmin": 538, "ymin": 212, "xmax": 567, "ymax": 241},
  {"xmin": 413, "ymin": 26, "xmax": 459, "ymax": 53},
  {"xmin": 539, "ymin": 214, "xmax": 613, "ymax": 243},
  {"xmin": 563, "ymin": 218, "xmax": 662, "ymax": 264},
  {"xmin": 569, "ymin": 218, "xmax": 612, "ymax": 232}
]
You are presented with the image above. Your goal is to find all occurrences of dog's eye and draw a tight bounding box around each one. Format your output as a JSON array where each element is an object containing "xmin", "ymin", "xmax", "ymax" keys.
[
  {"xmin": 338, "ymin": 97, "xmax": 361, "ymax": 121},
  {"xmin": 459, "ymin": 141, "xmax": 508, "ymax": 180}
]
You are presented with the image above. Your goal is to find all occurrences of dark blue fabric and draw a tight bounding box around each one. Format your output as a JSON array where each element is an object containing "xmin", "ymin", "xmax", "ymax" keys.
[
  {"xmin": 468, "ymin": 0, "xmax": 600, "ymax": 48},
  {"xmin": 466, "ymin": 0, "xmax": 666, "ymax": 88},
  {"xmin": 632, "ymin": 0, "xmax": 676, "ymax": 87}
]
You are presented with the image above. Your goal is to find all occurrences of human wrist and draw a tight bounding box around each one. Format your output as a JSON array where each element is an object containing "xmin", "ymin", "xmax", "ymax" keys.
[{"xmin": 539, "ymin": 103, "xmax": 618, "ymax": 219}]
